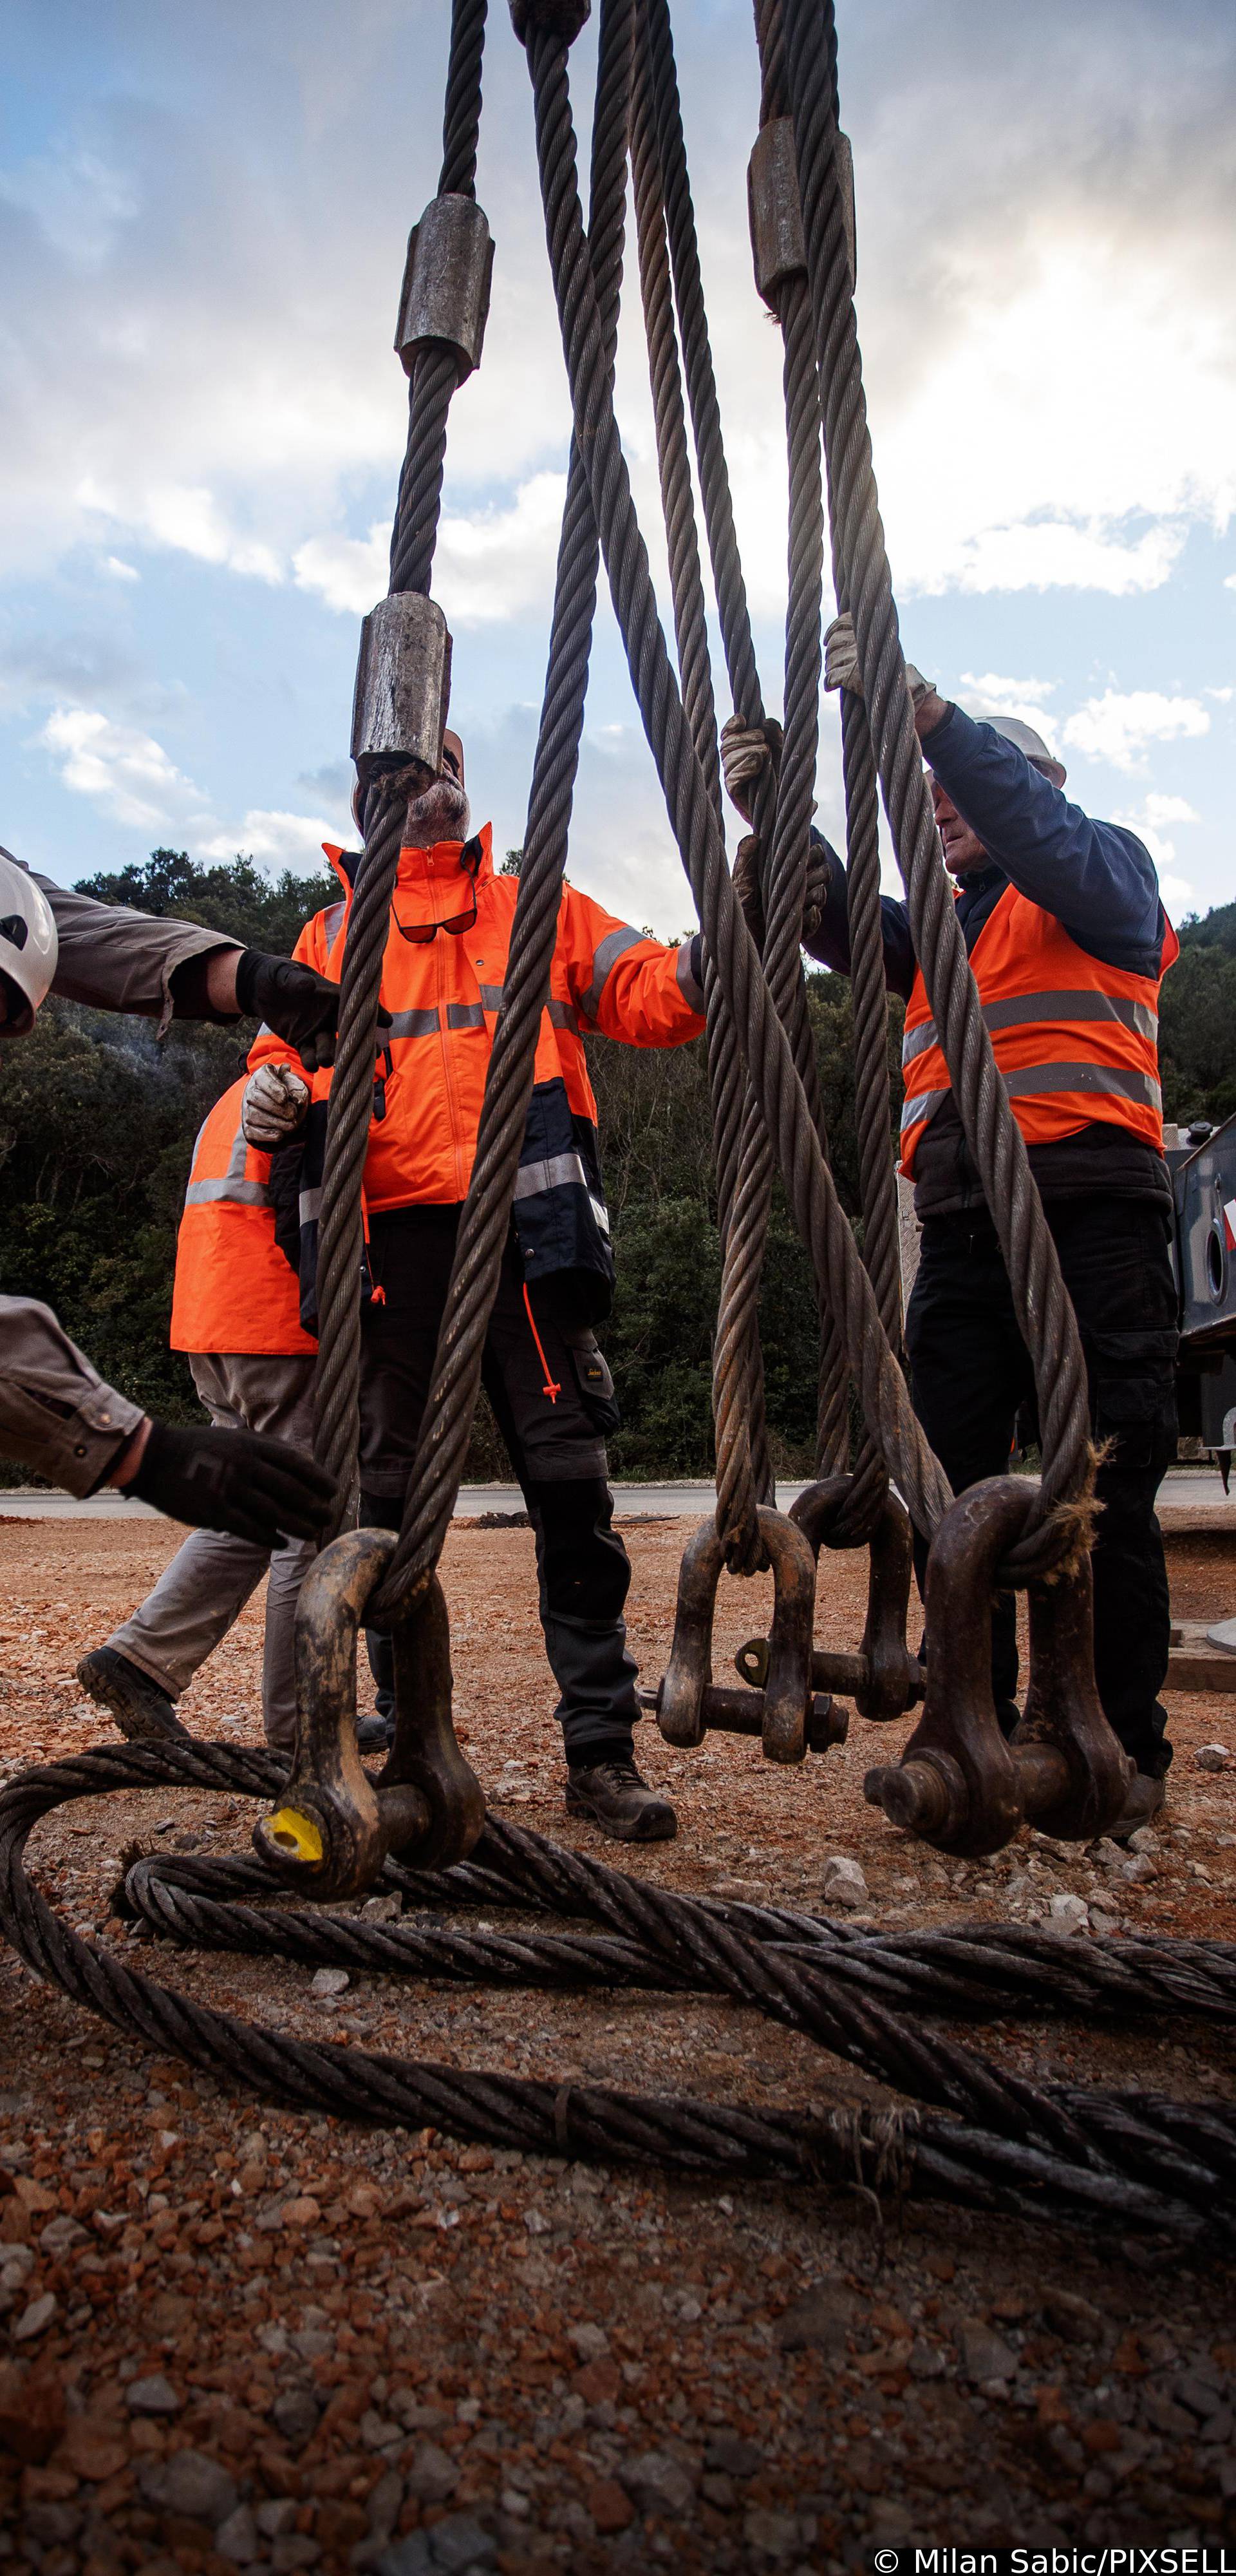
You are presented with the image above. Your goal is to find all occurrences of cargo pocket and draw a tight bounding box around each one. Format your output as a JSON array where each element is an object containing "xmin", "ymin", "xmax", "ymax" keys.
[
  {"xmin": 1089, "ymin": 1326, "xmax": 1178, "ymax": 1473},
  {"xmin": 563, "ymin": 1330, "xmax": 623, "ymax": 1436}
]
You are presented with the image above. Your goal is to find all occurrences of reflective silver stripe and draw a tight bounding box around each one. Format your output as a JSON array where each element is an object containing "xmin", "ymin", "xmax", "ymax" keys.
[
  {"xmin": 478, "ymin": 983, "xmax": 505, "ymax": 1011},
  {"xmin": 299, "ymin": 1188, "xmax": 321, "ymax": 1225},
  {"xmin": 184, "ymin": 1177, "xmax": 269, "ymax": 1208},
  {"xmin": 387, "ymin": 1007, "xmax": 441, "ymax": 1039},
  {"xmin": 675, "ymin": 940, "xmax": 705, "ymax": 1013},
  {"xmin": 183, "ymin": 1115, "xmax": 266, "ymax": 1208},
  {"xmin": 1002, "ymin": 1061, "xmax": 1162, "ymax": 1110},
  {"xmin": 513, "ymin": 1151, "xmax": 590, "ymax": 1200},
  {"xmin": 323, "ymin": 900, "xmax": 346, "ymax": 945},
  {"xmin": 984, "ymin": 989, "xmax": 1158, "ymax": 1041},
  {"xmin": 900, "ymin": 1086, "xmax": 951, "ymax": 1132},
  {"xmin": 903, "ymin": 988, "xmax": 1158, "ymax": 1067},
  {"xmin": 901, "ymin": 1019, "xmax": 938, "ymax": 1067},
  {"xmin": 581, "ymin": 923, "xmax": 643, "ymax": 1021},
  {"xmin": 901, "ymin": 1058, "xmax": 1161, "ymax": 1127},
  {"xmin": 548, "ymin": 996, "xmax": 580, "ymax": 1034},
  {"xmin": 447, "ymin": 1001, "xmax": 485, "ymax": 1031}
]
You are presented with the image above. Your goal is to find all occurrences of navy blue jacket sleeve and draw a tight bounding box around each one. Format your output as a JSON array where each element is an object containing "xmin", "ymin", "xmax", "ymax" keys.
[
  {"xmin": 804, "ymin": 832, "xmax": 917, "ymax": 1001},
  {"xmin": 920, "ymin": 702, "xmax": 1167, "ymax": 977}
]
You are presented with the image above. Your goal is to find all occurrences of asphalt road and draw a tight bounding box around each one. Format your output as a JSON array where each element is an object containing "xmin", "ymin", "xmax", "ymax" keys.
[{"xmin": 1, "ymin": 1472, "xmax": 1232, "ymax": 1520}]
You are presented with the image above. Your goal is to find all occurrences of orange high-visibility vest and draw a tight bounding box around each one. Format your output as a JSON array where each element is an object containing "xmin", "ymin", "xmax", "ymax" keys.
[
  {"xmin": 169, "ymin": 1077, "xmax": 317, "ymax": 1357},
  {"xmin": 899, "ymin": 882, "xmax": 1178, "ymax": 1178},
  {"xmin": 247, "ymin": 822, "xmax": 704, "ymax": 1213}
]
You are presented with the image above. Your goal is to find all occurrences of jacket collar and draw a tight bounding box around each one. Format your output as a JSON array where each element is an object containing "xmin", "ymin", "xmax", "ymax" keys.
[{"xmin": 323, "ymin": 819, "xmax": 493, "ymax": 903}]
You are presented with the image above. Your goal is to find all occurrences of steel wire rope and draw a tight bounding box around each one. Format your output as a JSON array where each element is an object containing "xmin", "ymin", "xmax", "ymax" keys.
[
  {"xmin": 312, "ymin": 0, "xmax": 491, "ymax": 1517},
  {"xmin": 120, "ymin": 1840, "xmax": 1236, "ymax": 2031},
  {"xmin": 779, "ymin": 0, "xmax": 1093, "ymax": 1583},
  {"xmin": 516, "ymin": 10, "xmax": 955, "ymax": 1556},
  {"xmin": 0, "ymin": 1747, "xmax": 1230, "ymax": 2239},
  {"xmin": 760, "ymin": 0, "xmax": 905, "ymax": 1388},
  {"xmin": 642, "ymin": 0, "xmax": 858, "ymax": 1509},
  {"xmin": 366, "ymin": 0, "xmax": 636, "ymax": 1622},
  {"xmin": 629, "ymin": 8, "xmax": 768, "ymax": 1573}
]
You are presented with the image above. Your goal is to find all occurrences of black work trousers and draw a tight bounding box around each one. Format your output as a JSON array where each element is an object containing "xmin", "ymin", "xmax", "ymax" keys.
[
  {"xmin": 905, "ymin": 1195, "xmax": 1178, "ymax": 1779},
  {"xmin": 359, "ymin": 1207, "xmax": 639, "ymax": 1767}
]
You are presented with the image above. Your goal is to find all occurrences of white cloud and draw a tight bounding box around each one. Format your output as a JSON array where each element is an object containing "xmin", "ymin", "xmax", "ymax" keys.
[
  {"xmin": 435, "ymin": 473, "xmax": 567, "ymax": 627},
  {"xmin": 39, "ymin": 704, "xmax": 336, "ymax": 868},
  {"xmin": 39, "ymin": 707, "xmax": 201, "ymax": 833},
  {"xmin": 102, "ymin": 555, "xmax": 140, "ymax": 583},
  {"xmin": 1112, "ymin": 791, "xmax": 1199, "ymax": 898},
  {"xmin": 295, "ymin": 472, "xmax": 570, "ymax": 627},
  {"xmin": 956, "ymin": 669, "xmax": 1061, "ymax": 739},
  {"xmin": 293, "ymin": 523, "xmax": 388, "ymax": 617},
  {"xmin": 1206, "ymin": 684, "xmax": 1234, "ymax": 700},
  {"xmin": 81, "ymin": 480, "xmax": 283, "ymax": 585},
  {"xmin": 198, "ymin": 808, "xmax": 339, "ymax": 867},
  {"xmin": 1062, "ymin": 690, "xmax": 1210, "ymax": 772},
  {"xmin": 959, "ymin": 672, "xmax": 1056, "ymax": 707},
  {"xmin": 943, "ymin": 520, "xmax": 1185, "ymax": 597}
]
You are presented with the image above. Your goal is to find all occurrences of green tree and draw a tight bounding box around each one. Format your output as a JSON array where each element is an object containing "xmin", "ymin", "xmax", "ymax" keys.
[{"xmin": 75, "ymin": 848, "xmax": 337, "ymax": 956}]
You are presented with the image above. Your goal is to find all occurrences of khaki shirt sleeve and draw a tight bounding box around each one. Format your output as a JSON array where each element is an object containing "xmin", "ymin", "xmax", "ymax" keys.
[
  {"xmin": 17, "ymin": 858, "xmax": 242, "ymax": 1038},
  {"xmin": 0, "ymin": 1296, "xmax": 144, "ymax": 1495}
]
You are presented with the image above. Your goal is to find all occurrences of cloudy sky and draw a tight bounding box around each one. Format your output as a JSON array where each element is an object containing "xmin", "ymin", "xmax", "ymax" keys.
[{"xmin": 3, "ymin": 0, "xmax": 1233, "ymax": 934}]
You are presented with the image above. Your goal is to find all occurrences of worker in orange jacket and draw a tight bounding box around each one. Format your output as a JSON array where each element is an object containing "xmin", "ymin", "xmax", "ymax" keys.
[
  {"xmin": 245, "ymin": 730, "xmax": 707, "ymax": 1837},
  {"xmin": 77, "ymin": 1076, "xmax": 319, "ymax": 1751}
]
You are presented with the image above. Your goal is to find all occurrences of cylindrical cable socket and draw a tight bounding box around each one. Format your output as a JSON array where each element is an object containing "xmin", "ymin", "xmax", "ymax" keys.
[
  {"xmin": 749, "ymin": 118, "xmax": 856, "ymax": 302},
  {"xmin": 350, "ymin": 594, "xmax": 453, "ymax": 783},
  {"xmin": 395, "ymin": 195, "xmax": 494, "ymax": 381},
  {"xmin": 508, "ymin": 0, "xmax": 592, "ymax": 46},
  {"xmin": 747, "ymin": 119, "xmax": 806, "ymax": 305}
]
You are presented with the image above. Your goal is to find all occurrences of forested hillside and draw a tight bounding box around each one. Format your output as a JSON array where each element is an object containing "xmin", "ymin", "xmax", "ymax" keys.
[{"xmin": 0, "ymin": 850, "xmax": 1230, "ymax": 1479}]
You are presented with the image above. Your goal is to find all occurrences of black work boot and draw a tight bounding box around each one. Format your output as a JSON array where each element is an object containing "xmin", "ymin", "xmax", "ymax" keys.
[
  {"xmin": 565, "ymin": 1758, "xmax": 677, "ymax": 1844},
  {"xmin": 77, "ymin": 1647, "xmax": 190, "ymax": 1743},
  {"xmin": 1109, "ymin": 1770, "xmax": 1166, "ymax": 1842},
  {"xmin": 359, "ymin": 1626, "xmax": 396, "ymax": 1755}
]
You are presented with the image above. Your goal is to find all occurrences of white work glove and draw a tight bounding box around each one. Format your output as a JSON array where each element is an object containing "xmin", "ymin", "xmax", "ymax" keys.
[
  {"xmin": 720, "ymin": 712, "xmax": 783, "ymax": 822},
  {"xmin": 824, "ymin": 611, "xmax": 934, "ymax": 710},
  {"xmin": 241, "ymin": 1062, "xmax": 310, "ymax": 1148}
]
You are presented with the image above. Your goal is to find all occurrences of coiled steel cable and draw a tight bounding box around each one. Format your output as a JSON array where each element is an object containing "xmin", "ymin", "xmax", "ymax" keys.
[
  {"xmin": 312, "ymin": 0, "xmax": 489, "ymax": 1516},
  {"xmin": 0, "ymin": 1745, "xmax": 1231, "ymax": 2240},
  {"xmin": 518, "ymin": 12, "xmax": 954, "ymax": 1551},
  {"xmin": 366, "ymin": 0, "xmax": 635, "ymax": 1622},
  {"xmin": 780, "ymin": 0, "xmax": 1093, "ymax": 1583}
]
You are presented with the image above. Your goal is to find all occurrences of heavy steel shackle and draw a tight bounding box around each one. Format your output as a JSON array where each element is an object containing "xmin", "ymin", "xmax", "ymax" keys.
[
  {"xmin": 863, "ymin": 1476, "xmax": 1130, "ymax": 1857},
  {"xmin": 653, "ymin": 1506, "xmax": 842, "ymax": 1762},
  {"xmin": 736, "ymin": 1476, "xmax": 923, "ymax": 1722},
  {"xmin": 253, "ymin": 1528, "xmax": 485, "ymax": 1900}
]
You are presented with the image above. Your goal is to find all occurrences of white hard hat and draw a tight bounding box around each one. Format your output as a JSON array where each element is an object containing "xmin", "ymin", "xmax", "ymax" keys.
[
  {"xmin": 0, "ymin": 850, "xmax": 58, "ymax": 1036},
  {"xmin": 973, "ymin": 710, "xmax": 1067, "ymax": 784}
]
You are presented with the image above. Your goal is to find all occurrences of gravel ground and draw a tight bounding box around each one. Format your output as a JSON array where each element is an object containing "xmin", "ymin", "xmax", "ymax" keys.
[{"xmin": 0, "ymin": 1513, "xmax": 1233, "ymax": 2575}]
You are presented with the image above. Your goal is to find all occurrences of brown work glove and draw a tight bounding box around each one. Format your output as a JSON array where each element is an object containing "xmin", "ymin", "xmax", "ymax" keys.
[{"xmin": 733, "ymin": 829, "xmax": 831, "ymax": 958}]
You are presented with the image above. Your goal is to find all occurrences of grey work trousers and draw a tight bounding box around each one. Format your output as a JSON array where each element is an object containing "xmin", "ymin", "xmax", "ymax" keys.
[{"xmin": 106, "ymin": 1351, "xmax": 317, "ymax": 1750}]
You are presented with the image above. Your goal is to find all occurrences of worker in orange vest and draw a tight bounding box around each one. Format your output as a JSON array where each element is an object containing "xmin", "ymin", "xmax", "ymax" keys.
[
  {"xmin": 244, "ymin": 729, "xmax": 707, "ymax": 1839},
  {"xmin": 77, "ymin": 1075, "xmax": 320, "ymax": 1750},
  {"xmin": 724, "ymin": 623, "xmax": 1179, "ymax": 1839}
]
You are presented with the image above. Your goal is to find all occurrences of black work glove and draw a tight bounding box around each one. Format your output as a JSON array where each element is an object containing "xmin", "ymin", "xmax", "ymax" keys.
[
  {"xmin": 130, "ymin": 1421, "xmax": 338, "ymax": 1548},
  {"xmin": 233, "ymin": 951, "xmax": 393, "ymax": 1074}
]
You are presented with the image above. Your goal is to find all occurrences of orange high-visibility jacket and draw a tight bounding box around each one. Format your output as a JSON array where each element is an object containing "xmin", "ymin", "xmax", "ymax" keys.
[
  {"xmin": 252, "ymin": 824, "xmax": 704, "ymax": 1205},
  {"xmin": 249, "ymin": 825, "xmax": 705, "ymax": 1320},
  {"xmin": 899, "ymin": 882, "xmax": 1179, "ymax": 1179},
  {"xmin": 170, "ymin": 1077, "xmax": 317, "ymax": 1357}
]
